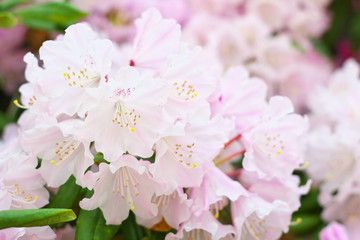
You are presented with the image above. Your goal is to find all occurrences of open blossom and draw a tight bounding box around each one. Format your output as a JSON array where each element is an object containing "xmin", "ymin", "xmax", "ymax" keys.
[
  {"xmin": 0, "ymin": 144, "xmax": 48, "ymax": 210},
  {"xmin": 38, "ymin": 22, "xmax": 114, "ymax": 117},
  {"xmin": 210, "ymin": 66, "xmax": 267, "ymax": 133},
  {"xmin": 80, "ymin": 66, "xmax": 171, "ymax": 160},
  {"xmin": 242, "ymin": 96, "xmax": 308, "ymax": 180},
  {"xmin": 136, "ymin": 188, "xmax": 192, "ymax": 229},
  {"xmin": 80, "ymin": 155, "xmax": 162, "ymax": 224},
  {"xmin": 166, "ymin": 211, "xmax": 236, "ymax": 240},
  {"xmin": 150, "ymin": 105, "xmax": 232, "ymax": 191},
  {"xmin": 21, "ymin": 118, "xmax": 93, "ymax": 187}
]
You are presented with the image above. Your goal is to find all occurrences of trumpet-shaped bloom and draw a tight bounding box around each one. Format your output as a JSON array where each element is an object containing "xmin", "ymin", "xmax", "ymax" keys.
[
  {"xmin": 80, "ymin": 155, "xmax": 162, "ymax": 224},
  {"xmin": 38, "ymin": 23, "xmax": 114, "ymax": 117},
  {"xmin": 80, "ymin": 66, "xmax": 171, "ymax": 160},
  {"xmin": 21, "ymin": 119, "xmax": 93, "ymax": 187},
  {"xmin": 242, "ymin": 96, "xmax": 308, "ymax": 180}
]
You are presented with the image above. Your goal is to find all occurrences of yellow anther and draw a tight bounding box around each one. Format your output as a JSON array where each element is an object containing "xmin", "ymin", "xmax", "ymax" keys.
[{"xmin": 130, "ymin": 128, "xmax": 135, "ymax": 132}]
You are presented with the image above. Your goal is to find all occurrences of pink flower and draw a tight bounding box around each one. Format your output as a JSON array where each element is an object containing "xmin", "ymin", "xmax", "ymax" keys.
[
  {"xmin": 0, "ymin": 226, "xmax": 56, "ymax": 240},
  {"xmin": 137, "ymin": 189, "xmax": 192, "ymax": 229},
  {"xmin": 320, "ymin": 222, "xmax": 350, "ymax": 240},
  {"xmin": 231, "ymin": 194, "xmax": 291, "ymax": 240},
  {"xmin": 21, "ymin": 119, "xmax": 93, "ymax": 188},
  {"xmin": 80, "ymin": 66, "xmax": 171, "ymax": 160},
  {"xmin": 150, "ymin": 105, "xmax": 231, "ymax": 191},
  {"xmin": 242, "ymin": 96, "xmax": 308, "ymax": 180},
  {"xmin": 80, "ymin": 155, "xmax": 162, "ymax": 224},
  {"xmin": 0, "ymin": 153, "xmax": 49, "ymax": 210},
  {"xmin": 38, "ymin": 23, "xmax": 114, "ymax": 117},
  {"xmin": 166, "ymin": 211, "xmax": 235, "ymax": 240},
  {"xmin": 129, "ymin": 8, "xmax": 181, "ymax": 70},
  {"xmin": 210, "ymin": 66, "xmax": 267, "ymax": 133}
]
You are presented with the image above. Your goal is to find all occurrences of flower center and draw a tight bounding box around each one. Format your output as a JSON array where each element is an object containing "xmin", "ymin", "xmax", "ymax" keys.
[
  {"xmin": 164, "ymin": 139, "xmax": 197, "ymax": 168},
  {"xmin": 242, "ymin": 213, "xmax": 267, "ymax": 240},
  {"xmin": 182, "ymin": 229, "xmax": 212, "ymax": 240},
  {"xmin": 151, "ymin": 192, "xmax": 176, "ymax": 207},
  {"xmin": 257, "ymin": 132, "xmax": 285, "ymax": 158},
  {"xmin": 51, "ymin": 137, "xmax": 81, "ymax": 165},
  {"xmin": 63, "ymin": 66, "xmax": 100, "ymax": 88},
  {"xmin": 112, "ymin": 103, "xmax": 140, "ymax": 132},
  {"xmin": 113, "ymin": 167, "xmax": 140, "ymax": 211},
  {"xmin": 4, "ymin": 183, "xmax": 38, "ymax": 208},
  {"xmin": 209, "ymin": 197, "xmax": 227, "ymax": 218},
  {"xmin": 172, "ymin": 80, "xmax": 198, "ymax": 101}
]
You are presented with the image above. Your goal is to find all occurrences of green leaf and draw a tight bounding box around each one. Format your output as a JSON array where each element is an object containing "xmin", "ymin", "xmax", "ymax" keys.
[
  {"xmin": 14, "ymin": 2, "xmax": 87, "ymax": 30},
  {"xmin": 0, "ymin": 0, "xmax": 30, "ymax": 11},
  {"xmin": 121, "ymin": 212, "xmax": 145, "ymax": 240},
  {"xmin": 289, "ymin": 213, "xmax": 322, "ymax": 236},
  {"xmin": 0, "ymin": 208, "xmax": 76, "ymax": 229},
  {"xmin": 75, "ymin": 207, "xmax": 120, "ymax": 240},
  {"xmin": 0, "ymin": 12, "xmax": 17, "ymax": 28},
  {"xmin": 0, "ymin": 110, "xmax": 15, "ymax": 133},
  {"xmin": 47, "ymin": 175, "xmax": 82, "ymax": 209}
]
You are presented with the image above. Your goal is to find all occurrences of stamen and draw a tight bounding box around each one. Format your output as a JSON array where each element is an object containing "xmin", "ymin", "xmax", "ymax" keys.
[
  {"xmin": 50, "ymin": 138, "xmax": 81, "ymax": 166},
  {"xmin": 164, "ymin": 139, "xmax": 197, "ymax": 169},
  {"xmin": 113, "ymin": 167, "xmax": 140, "ymax": 211},
  {"xmin": 5, "ymin": 184, "xmax": 39, "ymax": 208},
  {"xmin": 113, "ymin": 103, "xmax": 138, "ymax": 132},
  {"xmin": 13, "ymin": 100, "xmax": 29, "ymax": 109},
  {"xmin": 214, "ymin": 149, "xmax": 246, "ymax": 166}
]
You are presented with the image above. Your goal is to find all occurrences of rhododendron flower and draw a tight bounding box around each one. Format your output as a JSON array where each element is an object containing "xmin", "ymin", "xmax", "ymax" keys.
[
  {"xmin": 0, "ymin": 226, "xmax": 56, "ymax": 240},
  {"xmin": 320, "ymin": 222, "xmax": 350, "ymax": 240},
  {"xmin": 166, "ymin": 211, "xmax": 236, "ymax": 240},
  {"xmin": 137, "ymin": 188, "xmax": 192, "ymax": 229},
  {"xmin": 38, "ymin": 22, "xmax": 114, "ymax": 117},
  {"xmin": 80, "ymin": 155, "xmax": 162, "ymax": 224},
  {"xmin": 130, "ymin": 8, "xmax": 181, "ymax": 70},
  {"xmin": 80, "ymin": 66, "xmax": 171, "ymax": 160},
  {"xmin": 210, "ymin": 66, "xmax": 267, "ymax": 133},
  {"xmin": 242, "ymin": 96, "xmax": 308, "ymax": 180},
  {"xmin": 150, "ymin": 105, "xmax": 231, "ymax": 191},
  {"xmin": 21, "ymin": 119, "xmax": 93, "ymax": 187}
]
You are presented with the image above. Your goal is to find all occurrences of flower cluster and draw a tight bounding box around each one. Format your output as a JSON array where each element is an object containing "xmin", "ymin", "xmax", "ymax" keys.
[
  {"xmin": 307, "ymin": 59, "xmax": 360, "ymax": 239},
  {"xmin": 71, "ymin": 0, "xmax": 332, "ymax": 113},
  {"xmin": 1, "ymin": 8, "xmax": 309, "ymax": 240}
]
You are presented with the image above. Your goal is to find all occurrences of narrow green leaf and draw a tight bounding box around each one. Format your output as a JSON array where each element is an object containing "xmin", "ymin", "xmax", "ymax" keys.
[
  {"xmin": 0, "ymin": 208, "xmax": 76, "ymax": 229},
  {"xmin": 0, "ymin": 0, "xmax": 30, "ymax": 11},
  {"xmin": 14, "ymin": 2, "xmax": 87, "ymax": 30},
  {"xmin": 0, "ymin": 12, "xmax": 17, "ymax": 28},
  {"xmin": 47, "ymin": 175, "xmax": 82, "ymax": 209},
  {"xmin": 75, "ymin": 207, "xmax": 120, "ymax": 240}
]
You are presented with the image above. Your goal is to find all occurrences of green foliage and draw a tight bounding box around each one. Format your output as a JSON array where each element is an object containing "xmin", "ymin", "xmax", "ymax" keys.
[
  {"xmin": 0, "ymin": 208, "xmax": 76, "ymax": 229},
  {"xmin": 121, "ymin": 212, "xmax": 145, "ymax": 240},
  {"xmin": 47, "ymin": 175, "xmax": 83, "ymax": 209},
  {"xmin": 0, "ymin": 12, "xmax": 17, "ymax": 28},
  {"xmin": 75, "ymin": 190, "xmax": 121, "ymax": 240},
  {"xmin": 0, "ymin": 0, "xmax": 30, "ymax": 12},
  {"xmin": 14, "ymin": 2, "xmax": 87, "ymax": 30}
]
